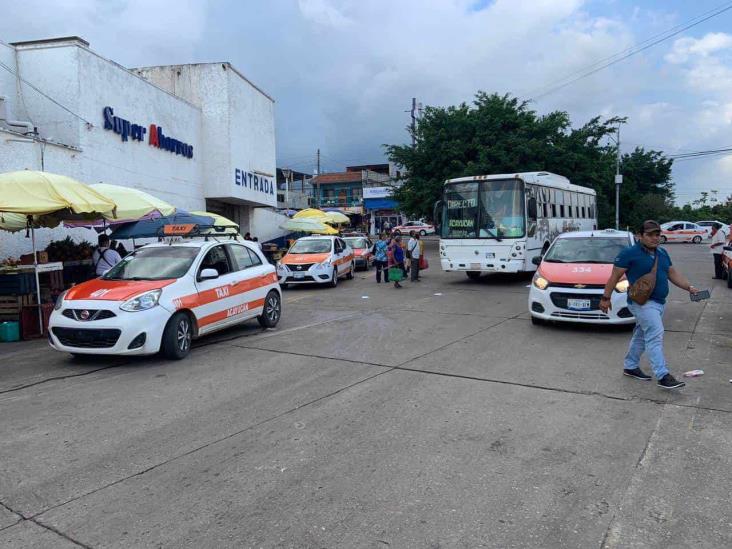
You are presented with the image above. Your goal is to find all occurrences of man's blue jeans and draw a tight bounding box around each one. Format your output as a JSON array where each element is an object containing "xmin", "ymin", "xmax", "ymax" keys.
[{"xmin": 624, "ymin": 300, "xmax": 669, "ymax": 379}]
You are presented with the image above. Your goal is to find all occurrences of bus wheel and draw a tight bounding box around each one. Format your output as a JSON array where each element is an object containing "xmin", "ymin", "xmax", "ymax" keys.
[{"xmin": 466, "ymin": 271, "xmax": 481, "ymax": 281}]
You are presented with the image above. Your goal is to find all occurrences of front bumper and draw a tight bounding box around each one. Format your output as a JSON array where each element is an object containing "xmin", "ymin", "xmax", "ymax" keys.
[
  {"xmin": 528, "ymin": 286, "xmax": 635, "ymax": 325},
  {"xmin": 48, "ymin": 300, "xmax": 172, "ymax": 355},
  {"xmin": 441, "ymin": 258, "xmax": 526, "ymax": 273},
  {"xmin": 278, "ymin": 265, "xmax": 334, "ymax": 285}
]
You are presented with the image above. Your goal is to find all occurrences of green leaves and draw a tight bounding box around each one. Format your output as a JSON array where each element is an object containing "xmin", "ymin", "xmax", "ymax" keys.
[{"xmin": 385, "ymin": 92, "xmax": 674, "ymax": 228}]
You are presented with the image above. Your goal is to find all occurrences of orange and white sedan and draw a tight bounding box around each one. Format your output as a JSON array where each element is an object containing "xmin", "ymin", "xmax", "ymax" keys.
[
  {"xmin": 277, "ymin": 236, "xmax": 354, "ymax": 288},
  {"xmin": 660, "ymin": 221, "xmax": 706, "ymax": 244},
  {"xmin": 49, "ymin": 240, "xmax": 281, "ymax": 360},
  {"xmin": 529, "ymin": 229, "xmax": 636, "ymax": 325}
]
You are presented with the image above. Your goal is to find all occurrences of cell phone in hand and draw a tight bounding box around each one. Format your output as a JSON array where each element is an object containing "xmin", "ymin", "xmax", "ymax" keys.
[{"xmin": 690, "ymin": 289, "xmax": 710, "ymax": 302}]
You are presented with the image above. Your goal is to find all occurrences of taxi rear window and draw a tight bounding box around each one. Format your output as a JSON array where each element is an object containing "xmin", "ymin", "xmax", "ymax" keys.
[{"xmin": 104, "ymin": 247, "xmax": 199, "ymax": 280}]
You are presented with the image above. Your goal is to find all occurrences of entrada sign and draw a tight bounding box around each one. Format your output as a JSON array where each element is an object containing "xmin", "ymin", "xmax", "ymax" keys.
[
  {"xmin": 102, "ymin": 106, "xmax": 193, "ymax": 159},
  {"xmin": 234, "ymin": 168, "xmax": 274, "ymax": 196}
]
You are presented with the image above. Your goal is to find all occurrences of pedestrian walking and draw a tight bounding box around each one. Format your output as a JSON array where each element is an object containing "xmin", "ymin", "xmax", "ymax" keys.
[
  {"xmin": 92, "ymin": 234, "xmax": 122, "ymax": 276},
  {"xmin": 600, "ymin": 220, "xmax": 699, "ymax": 389},
  {"xmin": 710, "ymin": 225, "xmax": 727, "ymax": 279},
  {"xmin": 408, "ymin": 231, "xmax": 421, "ymax": 282},
  {"xmin": 389, "ymin": 235, "xmax": 405, "ymax": 288},
  {"xmin": 373, "ymin": 233, "xmax": 389, "ymax": 283}
]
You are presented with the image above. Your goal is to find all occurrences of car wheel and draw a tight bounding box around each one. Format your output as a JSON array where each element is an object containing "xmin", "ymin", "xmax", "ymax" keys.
[
  {"xmin": 161, "ymin": 311, "xmax": 192, "ymax": 360},
  {"xmin": 330, "ymin": 268, "xmax": 338, "ymax": 287},
  {"xmin": 659, "ymin": 235, "xmax": 667, "ymax": 244},
  {"xmin": 693, "ymin": 235, "xmax": 702, "ymax": 244},
  {"xmin": 346, "ymin": 263, "xmax": 354, "ymax": 279},
  {"xmin": 466, "ymin": 271, "xmax": 481, "ymax": 281},
  {"xmin": 530, "ymin": 316, "xmax": 545, "ymax": 326},
  {"xmin": 258, "ymin": 290, "xmax": 282, "ymax": 328},
  {"xmin": 419, "ymin": 230, "xmax": 427, "ymax": 236}
]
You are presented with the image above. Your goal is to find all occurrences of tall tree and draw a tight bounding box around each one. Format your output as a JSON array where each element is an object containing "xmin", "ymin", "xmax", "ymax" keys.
[{"xmin": 385, "ymin": 92, "xmax": 674, "ymax": 229}]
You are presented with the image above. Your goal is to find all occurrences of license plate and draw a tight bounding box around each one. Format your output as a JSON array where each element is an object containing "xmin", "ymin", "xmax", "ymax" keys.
[
  {"xmin": 294, "ymin": 272, "xmax": 304, "ymax": 279},
  {"xmin": 470, "ymin": 263, "xmax": 481, "ymax": 269},
  {"xmin": 567, "ymin": 298, "xmax": 591, "ymax": 311}
]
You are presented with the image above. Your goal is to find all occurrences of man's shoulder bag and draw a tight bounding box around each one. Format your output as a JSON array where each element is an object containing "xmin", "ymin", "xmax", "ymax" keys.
[{"xmin": 628, "ymin": 253, "xmax": 659, "ymax": 305}]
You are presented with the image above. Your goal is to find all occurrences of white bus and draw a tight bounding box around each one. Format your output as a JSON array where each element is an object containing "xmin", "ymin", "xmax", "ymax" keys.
[{"xmin": 435, "ymin": 172, "xmax": 597, "ymax": 279}]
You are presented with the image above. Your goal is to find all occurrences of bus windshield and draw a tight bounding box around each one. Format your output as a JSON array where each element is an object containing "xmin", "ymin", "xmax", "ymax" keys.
[{"xmin": 442, "ymin": 179, "xmax": 525, "ymax": 239}]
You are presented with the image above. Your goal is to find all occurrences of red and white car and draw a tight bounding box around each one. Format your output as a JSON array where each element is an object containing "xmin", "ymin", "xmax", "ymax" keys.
[
  {"xmin": 49, "ymin": 240, "xmax": 282, "ymax": 360},
  {"xmin": 660, "ymin": 221, "xmax": 706, "ymax": 244},
  {"xmin": 392, "ymin": 220, "xmax": 435, "ymax": 236},
  {"xmin": 529, "ymin": 229, "xmax": 635, "ymax": 325},
  {"xmin": 344, "ymin": 236, "xmax": 374, "ymax": 270},
  {"xmin": 277, "ymin": 236, "xmax": 354, "ymax": 288}
]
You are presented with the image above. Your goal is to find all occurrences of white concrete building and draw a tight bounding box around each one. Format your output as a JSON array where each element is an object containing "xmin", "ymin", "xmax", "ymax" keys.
[{"xmin": 0, "ymin": 36, "xmax": 280, "ymax": 257}]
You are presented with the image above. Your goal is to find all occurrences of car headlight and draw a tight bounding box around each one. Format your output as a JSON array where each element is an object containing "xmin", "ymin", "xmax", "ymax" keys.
[
  {"xmin": 120, "ymin": 289, "xmax": 162, "ymax": 312},
  {"xmin": 532, "ymin": 275, "xmax": 549, "ymax": 290},
  {"xmin": 317, "ymin": 260, "xmax": 331, "ymax": 269},
  {"xmin": 54, "ymin": 289, "xmax": 68, "ymax": 311},
  {"xmin": 615, "ymin": 279, "xmax": 629, "ymax": 293}
]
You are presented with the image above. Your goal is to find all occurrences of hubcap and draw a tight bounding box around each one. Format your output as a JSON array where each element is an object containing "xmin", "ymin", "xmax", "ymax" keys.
[
  {"xmin": 177, "ymin": 319, "xmax": 191, "ymax": 352},
  {"xmin": 265, "ymin": 295, "xmax": 280, "ymax": 322}
]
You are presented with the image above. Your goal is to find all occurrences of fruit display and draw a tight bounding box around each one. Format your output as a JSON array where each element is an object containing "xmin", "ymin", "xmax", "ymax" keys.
[{"xmin": 45, "ymin": 237, "xmax": 94, "ymax": 262}]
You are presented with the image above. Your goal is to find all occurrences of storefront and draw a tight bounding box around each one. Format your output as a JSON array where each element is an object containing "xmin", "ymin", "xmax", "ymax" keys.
[
  {"xmin": 0, "ymin": 36, "xmax": 277, "ymax": 257},
  {"xmin": 363, "ymin": 186, "xmax": 403, "ymax": 235}
]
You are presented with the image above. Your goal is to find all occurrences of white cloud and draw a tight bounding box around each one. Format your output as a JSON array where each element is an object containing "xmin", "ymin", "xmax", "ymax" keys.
[
  {"xmin": 298, "ymin": 0, "xmax": 353, "ymax": 28},
  {"xmin": 665, "ymin": 32, "xmax": 732, "ymax": 64}
]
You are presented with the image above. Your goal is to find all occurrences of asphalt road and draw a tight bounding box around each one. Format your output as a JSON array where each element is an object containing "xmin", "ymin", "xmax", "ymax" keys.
[{"xmin": 1, "ymin": 239, "xmax": 731, "ymax": 548}]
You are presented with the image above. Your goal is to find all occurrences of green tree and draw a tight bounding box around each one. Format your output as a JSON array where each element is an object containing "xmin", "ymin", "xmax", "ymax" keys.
[{"xmin": 385, "ymin": 92, "xmax": 674, "ymax": 229}]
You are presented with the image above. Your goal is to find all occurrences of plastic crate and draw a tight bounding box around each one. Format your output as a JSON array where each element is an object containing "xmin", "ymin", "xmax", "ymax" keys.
[
  {"xmin": 0, "ymin": 272, "xmax": 36, "ymax": 295},
  {"xmin": 21, "ymin": 303, "xmax": 54, "ymax": 339},
  {"xmin": 0, "ymin": 321, "xmax": 20, "ymax": 342}
]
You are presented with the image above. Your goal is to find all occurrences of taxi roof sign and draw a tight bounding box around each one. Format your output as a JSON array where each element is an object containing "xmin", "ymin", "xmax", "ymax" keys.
[{"xmin": 163, "ymin": 223, "xmax": 198, "ymax": 236}]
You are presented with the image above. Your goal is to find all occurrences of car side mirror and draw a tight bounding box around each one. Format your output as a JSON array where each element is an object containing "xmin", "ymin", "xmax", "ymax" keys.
[
  {"xmin": 200, "ymin": 268, "xmax": 219, "ymax": 280},
  {"xmin": 531, "ymin": 256, "xmax": 542, "ymax": 266}
]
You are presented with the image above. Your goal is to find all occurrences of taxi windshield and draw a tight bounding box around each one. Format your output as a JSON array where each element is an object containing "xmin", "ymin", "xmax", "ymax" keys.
[
  {"xmin": 344, "ymin": 238, "xmax": 369, "ymax": 249},
  {"xmin": 103, "ymin": 246, "xmax": 199, "ymax": 280},
  {"xmin": 289, "ymin": 240, "xmax": 332, "ymax": 254},
  {"xmin": 543, "ymin": 237, "xmax": 629, "ymax": 264}
]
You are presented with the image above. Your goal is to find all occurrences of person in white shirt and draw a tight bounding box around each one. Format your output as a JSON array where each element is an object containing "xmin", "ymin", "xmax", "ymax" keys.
[
  {"xmin": 408, "ymin": 231, "xmax": 421, "ymax": 282},
  {"xmin": 92, "ymin": 234, "xmax": 122, "ymax": 276},
  {"xmin": 710, "ymin": 225, "xmax": 727, "ymax": 279}
]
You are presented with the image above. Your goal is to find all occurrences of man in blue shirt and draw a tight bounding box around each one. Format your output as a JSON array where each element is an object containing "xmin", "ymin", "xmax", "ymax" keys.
[{"xmin": 600, "ymin": 220, "xmax": 698, "ymax": 389}]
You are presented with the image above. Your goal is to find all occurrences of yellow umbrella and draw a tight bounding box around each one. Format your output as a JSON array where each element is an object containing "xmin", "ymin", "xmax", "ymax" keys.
[
  {"xmin": 280, "ymin": 218, "xmax": 338, "ymax": 235},
  {"xmin": 0, "ymin": 171, "xmax": 117, "ymax": 334},
  {"xmin": 92, "ymin": 183, "xmax": 175, "ymax": 221},
  {"xmin": 323, "ymin": 211, "xmax": 349, "ymax": 224},
  {"xmin": 293, "ymin": 208, "xmax": 349, "ymax": 225},
  {"xmin": 190, "ymin": 211, "xmax": 239, "ymax": 235},
  {"xmin": 0, "ymin": 171, "xmax": 116, "ymax": 217},
  {"xmin": 293, "ymin": 208, "xmax": 328, "ymax": 220},
  {"xmin": 0, "ymin": 212, "xmax": 41, "ymax": 232}
]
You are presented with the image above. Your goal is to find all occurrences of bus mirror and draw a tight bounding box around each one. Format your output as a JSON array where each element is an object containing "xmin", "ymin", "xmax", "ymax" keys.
[
  {"xmin": 433, "ymin": 200, "xmax": 444, "ymax": 222},
  {"xmin": 531, "ymin": 255, "xmax": 542, "ymax": 266},
  {"xmin": 527, "ymin": 198, "xmax": 537, "ymax": 220}
]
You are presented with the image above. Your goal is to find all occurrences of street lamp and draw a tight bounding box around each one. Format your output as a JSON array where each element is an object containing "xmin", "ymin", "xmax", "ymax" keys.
[{"xmin": 281, "ymin": 168, "xmax": 292, "ymax": 209}]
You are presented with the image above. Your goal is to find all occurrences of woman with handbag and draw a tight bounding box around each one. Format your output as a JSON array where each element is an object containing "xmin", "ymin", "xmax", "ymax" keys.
[
  {"xmin": 389, "ymin": 235, "xmax": 405, "ymax": 288},
  {"xmin": 600, "ymin": 220, "xmax": 699, "ymax": 390}
]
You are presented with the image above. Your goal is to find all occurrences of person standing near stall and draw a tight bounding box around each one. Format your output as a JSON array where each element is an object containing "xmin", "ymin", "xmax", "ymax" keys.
[
  {"xmin": 710, "ymin": 225, "xmax": 727, "ymax": 279},
  {"xmin": 92, "ymin": 234, "xmax": 122, "ymax": 276}
]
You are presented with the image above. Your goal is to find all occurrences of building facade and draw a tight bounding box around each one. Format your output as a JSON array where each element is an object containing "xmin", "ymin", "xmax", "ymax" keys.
[{"xmin": 0, "ymin": 36, "xmax": 279, "ymax": 256}]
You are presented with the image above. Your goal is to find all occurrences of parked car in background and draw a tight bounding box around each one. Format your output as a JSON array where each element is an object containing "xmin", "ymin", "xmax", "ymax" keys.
[
  {"xmin": 529, "ymin": 229, "xmax": 636, "ymax": 325},
  {"xmin": 660, "ymin": 221, "xmax": 706, "ymax": 244},
  {"xmin": 696, "ymin": 220, "xmax": 729, "ymax": 239},
  {"xmin": 49, "ymin": 240, "xmax": 281, "ymax": 360},
  {"xmin": 392, "ymin": 220, "xmax": 435, "ymax": 236},
  {"xmin": 723, "ymin": 245, "xmax": 732, "ymax": 289},
  {"xmin": 344, "ymin": 236, "xmax": 374, "ymax": 270},
  {"xmin": 277, "ymin": 236, "xmax": 354, "ymax": 288}
]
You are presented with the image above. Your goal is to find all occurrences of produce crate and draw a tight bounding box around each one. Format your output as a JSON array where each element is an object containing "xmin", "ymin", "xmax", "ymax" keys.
[
  {"xmin": 0, "ymin": 295, "xmax": 36, "ymax": 322},
  {"xmin": 0, "ymin": 272, "xmax": 36, "ymax": 295},
  {"xmin": 21, "ymin": 303, "xmax": 54, "ymax": 339},
  {"xmin": 20, "ymin": 251, "xmax": 49, "ymax": 265}
]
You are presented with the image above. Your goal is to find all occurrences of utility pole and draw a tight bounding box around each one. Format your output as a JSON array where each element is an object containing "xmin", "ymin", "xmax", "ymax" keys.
[
  {"xmin": 410, "ymin": 97, "xmax": 417, "ymax": 147},
  {"xmin": 614, "ymin": 124, "xmax": 622, "ymax": 229},
  {"xmin": 281, "ymin": 168, "xmax": 292, "ymax": 209},
  {"xmin": 316, "ymin": 149, "xmax": 321, "ymax": 208}
]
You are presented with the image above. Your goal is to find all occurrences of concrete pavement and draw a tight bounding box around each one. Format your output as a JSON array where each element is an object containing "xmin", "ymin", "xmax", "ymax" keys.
[{"xmin": 0, "ymin": 240, "xmax": 730, "ymax": 548}]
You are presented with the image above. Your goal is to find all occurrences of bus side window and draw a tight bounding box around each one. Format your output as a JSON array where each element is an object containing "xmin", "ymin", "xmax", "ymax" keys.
[
  {"xmin": 551, "ymin": 204, "xmax": 556, "ymax": 217},
  {"xmin": 542, "ymin": 203, "xmax": 548, "ymax": 218},
  {"xmin": 560, "ymin": 205, "xmax": 565, "ymax": 217}
]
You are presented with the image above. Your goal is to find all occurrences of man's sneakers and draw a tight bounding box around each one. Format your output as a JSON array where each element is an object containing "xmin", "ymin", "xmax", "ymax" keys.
[
  {"xmin": 624, "ymin": 369, "xmax": 686, "ymax": 389},
  {"xmin": 623, "ymin": 368, "xmax": 652, "ymax": 381},
  {"xmin": 657, "ymin": 374, "xmax": 685, "ymax": 389}
]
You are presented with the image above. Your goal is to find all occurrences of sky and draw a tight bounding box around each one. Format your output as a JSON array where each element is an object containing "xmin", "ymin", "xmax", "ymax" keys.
[{"xmin": 2, "ymin": 0, "xmax": 732, "ymax": 205}]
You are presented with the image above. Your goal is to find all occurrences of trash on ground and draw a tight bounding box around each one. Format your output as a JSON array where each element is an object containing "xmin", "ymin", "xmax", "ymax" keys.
[
  {"xmin": 361, "ymin": 296, "xmax": 369, "ymax": 299},
  {"xmin": 434, "ymin": 293, "xmax": 443, "ymax": 296},
  {"xmin": 683, "ymin": 369, "xmax": 704, "ymax": 378}
]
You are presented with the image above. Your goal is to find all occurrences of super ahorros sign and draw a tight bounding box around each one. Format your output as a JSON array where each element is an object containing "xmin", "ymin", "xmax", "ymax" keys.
[{"xmin": 103, "ymin": 106, "xmax": 193, "ymax": 159}]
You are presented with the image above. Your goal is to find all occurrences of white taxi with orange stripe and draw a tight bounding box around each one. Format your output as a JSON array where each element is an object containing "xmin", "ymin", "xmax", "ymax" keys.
[
  {"xmin": 276, "ymin": 235, "xmax": 354, "ymax": 288},
  {"xmin": 48, "ymin": 240, "xmax": 281, "ymax": 360},
  {"xmin": 660, "ymin": 221, "xmax": 706, "ymax": 244}
]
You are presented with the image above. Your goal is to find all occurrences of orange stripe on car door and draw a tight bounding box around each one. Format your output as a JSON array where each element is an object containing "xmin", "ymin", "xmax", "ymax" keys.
[
  {"xmin": 197, "ymin": 298, "xmax": 266, "ymax": 327},
  {"xmin": 175, "ymin": 273, "xmax": 277, "ymax": 309}
]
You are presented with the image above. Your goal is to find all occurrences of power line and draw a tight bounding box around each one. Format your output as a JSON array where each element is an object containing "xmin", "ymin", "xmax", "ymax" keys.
[
  {"xmin": 528, "ymin": 1, "xmax": 732, "ymax": 101},
  {"xmin": 0, "ymin": 59, "xmax": 95, "ymax": 126},
  {"xmin": 669, "ymin": 146, "xmax": 732, "ymax": 159}
]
